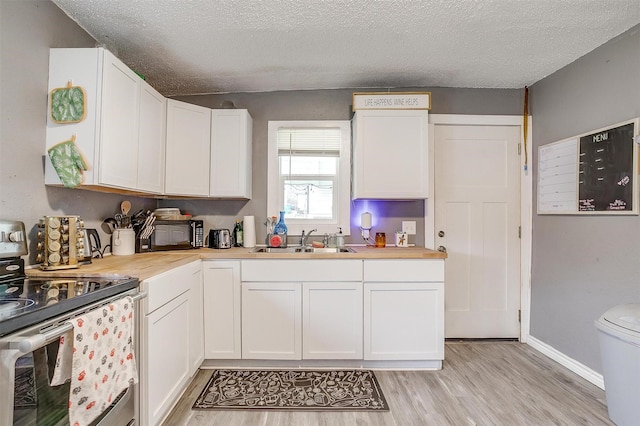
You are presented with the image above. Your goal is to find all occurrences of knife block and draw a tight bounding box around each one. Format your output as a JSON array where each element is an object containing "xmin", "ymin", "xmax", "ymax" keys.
[{"xmin": 136, "ymin": 237, "xmax": 152, "ymax": 253}]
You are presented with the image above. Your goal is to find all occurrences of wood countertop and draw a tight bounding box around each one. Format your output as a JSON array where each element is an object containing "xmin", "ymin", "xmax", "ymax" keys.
[{"xmin": 26, "ymin": 246, "xmax": 445, "ymax": 281}]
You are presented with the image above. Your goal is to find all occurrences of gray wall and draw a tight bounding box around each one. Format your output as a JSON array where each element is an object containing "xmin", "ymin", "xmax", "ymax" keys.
[
  {"xmin": 168, "ymin": 87, "xmax": 522, "ymax": 244},
  {"xmin": 1, "ymin": 1, "xmax": 522, "ymax": 255},
  {"xmin": 0, "ymin": 0, "xmax": 157, "ymax": 264},
  {"xmin": 530, "ymin": 25, "xmax": 640, "ymax": 372}
]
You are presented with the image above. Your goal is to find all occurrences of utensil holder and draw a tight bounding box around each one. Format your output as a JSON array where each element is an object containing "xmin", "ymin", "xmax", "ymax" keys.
[{"xmin": 112, "ymin": 228, "xmax": 135, "ymax": 255}]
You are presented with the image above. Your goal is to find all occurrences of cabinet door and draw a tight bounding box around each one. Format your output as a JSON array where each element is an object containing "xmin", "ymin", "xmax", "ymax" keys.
[
  {"xmin": 46, "ymin": 48, "xmax": 101, "ymax": 186},
  {"xmin": 137, "ymin": 82, "xmax": 166, "ymax": 193},
  {"xmin": 363, "ymin": 282, "xmax": 444, "ymax": 360},
  {"xmin": 210, "ymin": 109, "xmax": 252, "ymax": 198},
  {"xmin": 165, "ymin": 99, "xmax": 211, "ymax": 196},
  {"xmin": 142, "ymin": 293, "xmax": 190, "ymax": 426},
  {"xmin": 187, "ymin": 262, "xmax": 204, "ymax": 376},
  {"xmin": 352, "ymin": 110, "xmax": 429, "ymax": 199},
  {"xmin": 99, "ymin": 49, "xmax": 140, "ymax": 189},
  {"xmin": 242, "ymin": 282, "xmax": 302, "ymax": 360},
  {"xmin": 302, "ymin": 282, "xmax": 363, "ymax": 359},
  {"xmin": 203, "ymin": 261, "xmax": 241, "ymax": 359}
]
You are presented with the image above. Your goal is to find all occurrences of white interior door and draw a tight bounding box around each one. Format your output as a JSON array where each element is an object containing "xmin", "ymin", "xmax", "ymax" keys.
[{"xmin": 435, "ymin": 125, "xmax": 521, "ymax": 338}]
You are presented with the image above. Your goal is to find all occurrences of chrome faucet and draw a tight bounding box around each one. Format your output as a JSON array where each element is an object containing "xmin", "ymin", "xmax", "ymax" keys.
[{"xmin": 300, "ymin": 229, "xmax": 317, "ymax": 246}]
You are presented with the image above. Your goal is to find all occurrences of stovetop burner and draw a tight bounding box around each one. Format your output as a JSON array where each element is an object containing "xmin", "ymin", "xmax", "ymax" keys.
[
  {"xmin": 0, "ymin": 298, "xmax": 35, "ymax": 320},
  {"xmin": 0, "ymin": 222, "xmax": 140, "ymax": 337},
  {"xmin": 0, "ymin": 276, "xmax": 138, "ymax": 337}
]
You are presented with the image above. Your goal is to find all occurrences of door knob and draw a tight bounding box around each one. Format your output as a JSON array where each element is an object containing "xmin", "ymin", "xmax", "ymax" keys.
[
  {"xmin": 438, "ymin": 231, "xmax": 445, "ymax": 237},
  {"xmin": 437, "ymin": 245, "xmax": 447, "ymax": 253}
]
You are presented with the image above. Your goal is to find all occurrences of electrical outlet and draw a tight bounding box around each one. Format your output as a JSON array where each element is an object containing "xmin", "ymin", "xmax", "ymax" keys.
[{"xmin": 402, "ymin": 221, "xmax": 416, "ymax": 235}]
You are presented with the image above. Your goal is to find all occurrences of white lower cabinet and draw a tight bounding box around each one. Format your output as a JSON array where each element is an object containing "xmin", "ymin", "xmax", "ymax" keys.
[
  {"xmin": 363, "ymin": 260, "xmax": 444, "ymax": 361},
  {"xmin": 187, "ymin": 261, "xmax": 204, "ymax": 376},
  {"xmin": 303, "ymin": 282, "xmax": 362, "ymax": 359},
  {"xmin": 240, "ymin": 260, "xmax": 362, "ymax": 361},
  {"xmin": 143, "ymin": 294, "xmax": 189, "ymax": 426},
  {"xmin": 203, "ymin": 261, "xmax": 242, "ymax": 359},
  {"xmin": 204, "ymin": 259, "xmax": 443, "ymax": 366},
  {"xmin": 140, "ymin": 260, "xmax": 202, "ymax": 426},
  {"xmin": 242, "ymin": 282, "xmax": 302, "ymax": 360}
]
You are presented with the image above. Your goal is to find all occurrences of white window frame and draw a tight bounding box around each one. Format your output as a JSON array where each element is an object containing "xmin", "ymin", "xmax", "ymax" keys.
[{"xmin": 267, "ymin": 120, "xmax": 351, "ymax": 237}]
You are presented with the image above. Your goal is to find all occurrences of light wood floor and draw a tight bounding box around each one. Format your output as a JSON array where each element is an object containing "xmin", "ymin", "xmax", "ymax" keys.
[{"xmin": 162, "ymin": 342, "xmax": 612, "ymax": 425}]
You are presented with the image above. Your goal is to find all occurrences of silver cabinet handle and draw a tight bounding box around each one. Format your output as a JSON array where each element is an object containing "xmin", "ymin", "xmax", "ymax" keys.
[{"xmin": 437, "ymin": 245, "xmax": 447, "ymax": 253}]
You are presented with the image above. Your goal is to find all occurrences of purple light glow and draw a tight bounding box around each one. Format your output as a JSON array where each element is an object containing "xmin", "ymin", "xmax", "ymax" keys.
[{"xmin": 351, "ymin": 200, "xmax": 386, "ymax": 229}]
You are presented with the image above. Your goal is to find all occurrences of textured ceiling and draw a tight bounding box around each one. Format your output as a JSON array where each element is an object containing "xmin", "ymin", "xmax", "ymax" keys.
[{"xmin": 52, "ymin": 0, "xmax": 640, "ymax": 96}]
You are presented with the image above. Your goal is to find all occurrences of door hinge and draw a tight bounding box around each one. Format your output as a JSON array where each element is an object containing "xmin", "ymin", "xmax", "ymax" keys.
[
  {"xmin": 518, "ymin": 309, "xmax": 521, "ymax": 323},
  {"xmin": 518, "ymin": 226, "xmax": 521, "ymax": 239},
  {"xmin": 518, "ymin": 143, "xmax": 522, "ymax": 155}
]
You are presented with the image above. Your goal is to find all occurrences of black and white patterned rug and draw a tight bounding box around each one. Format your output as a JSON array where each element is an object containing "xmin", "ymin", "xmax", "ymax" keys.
[{"xmin": 193, "ymin": 369, "xmax": 389, "ymax": 411}]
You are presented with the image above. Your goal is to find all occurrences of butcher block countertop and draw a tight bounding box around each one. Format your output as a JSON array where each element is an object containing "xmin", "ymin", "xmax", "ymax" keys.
[{"xmin": 27, "ymin": 246, "xmax": 446, "ymax": 281}]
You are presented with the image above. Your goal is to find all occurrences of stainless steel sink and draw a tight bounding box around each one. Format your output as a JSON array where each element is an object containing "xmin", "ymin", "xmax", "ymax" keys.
[
  {"xmin": 251, "ymin": 246, "xmax": 355, "ymax": 254},
  {"xmin": 304, "ymin": 247, "xmax": 355, "ymax": 253},
  {"xmin": 251, "ymin": 247, "xmax": 300, "ymax": 253}
]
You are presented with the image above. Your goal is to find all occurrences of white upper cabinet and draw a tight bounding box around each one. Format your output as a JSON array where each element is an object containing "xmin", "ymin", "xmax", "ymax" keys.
[
  {"xmin": 136, "ymin": 83, "xmax": 166, "ymax": 194},
  {"xmin": 46, "ymin": 48, "xmax": 165, "ymax": 193},
  {"xmin": 210, "ymin": 109, "xmax": 253, "ymax": 199},
  {"xmin": 98, "ymin": 53, "xmax": 139, "ymax": 188},
  {"xmin": 352, "ymin": 109, "xmax": 429, "ymax": 199},
  {"xmin": 165, "ymin": 99, "xmax": 211, "ymax": 196}
]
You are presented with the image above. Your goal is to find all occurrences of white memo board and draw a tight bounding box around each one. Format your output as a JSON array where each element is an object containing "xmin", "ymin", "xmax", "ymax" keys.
[
  {"xmin": 538, "ymin": 138, "xmax": 579, "ymax": 214},
  {"xmin": 537, "ymin": 118, "xmax": 639, "ymax": 215}
]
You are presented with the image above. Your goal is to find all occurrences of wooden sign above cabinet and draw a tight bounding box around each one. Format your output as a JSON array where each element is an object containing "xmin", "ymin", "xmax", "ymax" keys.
[{"xmin": 352, "ymin": 92, "xmax": 431, "ymax": 111}]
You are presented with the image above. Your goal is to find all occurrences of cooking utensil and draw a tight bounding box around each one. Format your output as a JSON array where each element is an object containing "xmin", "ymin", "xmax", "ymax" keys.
[
  {"xmin": 121, "ymin": 200, "xmax": 131, "ymax": 216},
  {"xmin": 102, "ymin": 218, "xmax": 117, "ymax": 234}
]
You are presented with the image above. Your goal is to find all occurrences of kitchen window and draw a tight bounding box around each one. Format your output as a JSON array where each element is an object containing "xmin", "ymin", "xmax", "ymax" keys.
[{"xmin": 267, "ymin": 120, "xmax": 351, "ymax": 236}]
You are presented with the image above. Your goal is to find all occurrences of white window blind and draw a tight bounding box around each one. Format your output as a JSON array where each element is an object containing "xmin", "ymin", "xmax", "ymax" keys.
[{"xmin": 277, "ymin": 128, "xmax": 341, "ymax": 156}]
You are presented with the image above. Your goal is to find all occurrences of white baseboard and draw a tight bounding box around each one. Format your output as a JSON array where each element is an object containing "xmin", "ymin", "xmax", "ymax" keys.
[{"xmin": 527, "ymin": 335, "xmax": 604, "ymax": 389}]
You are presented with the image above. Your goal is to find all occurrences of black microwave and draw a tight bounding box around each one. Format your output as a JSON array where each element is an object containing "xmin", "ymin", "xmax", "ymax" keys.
[{"xmin": 148, "ymin": 219, "xmax": 204, "ymax": 251}]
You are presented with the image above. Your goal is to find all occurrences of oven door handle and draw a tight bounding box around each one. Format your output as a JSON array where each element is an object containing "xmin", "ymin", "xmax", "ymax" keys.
[{"xmin": 11, "ymin": 291, "xmax": 147, "ymax": 354}]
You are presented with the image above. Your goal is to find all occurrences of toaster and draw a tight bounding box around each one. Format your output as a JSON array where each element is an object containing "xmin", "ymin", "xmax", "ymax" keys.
[{"xmin": 209, "ymin": 229, "xmax": 231, "ymax": 249}]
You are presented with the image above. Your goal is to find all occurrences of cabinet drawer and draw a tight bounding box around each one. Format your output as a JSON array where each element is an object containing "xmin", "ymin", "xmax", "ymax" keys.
[
  {"xmin": 364, "ymin": 260, "xmax": 444, "ymax": 282},
  {"xmin": 141, "ymin": 261, "xmax": 197, "ymax": 314},
  {"xmin": 241, "ymin": 260, "xmax": 362, "ymax": 282}
]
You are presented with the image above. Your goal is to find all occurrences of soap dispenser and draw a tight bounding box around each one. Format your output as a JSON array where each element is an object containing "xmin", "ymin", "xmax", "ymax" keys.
[{"xmin": 336, "ymin": 227, "xmax": 345, "ymax": 248}]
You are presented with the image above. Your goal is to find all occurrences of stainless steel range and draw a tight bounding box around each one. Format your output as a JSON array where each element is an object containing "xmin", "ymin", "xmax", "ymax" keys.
[{"xmin": 0, "ymin": 220, "xmax": 144, "ymax": 425}]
